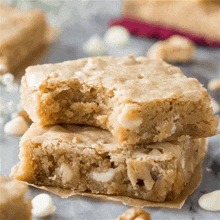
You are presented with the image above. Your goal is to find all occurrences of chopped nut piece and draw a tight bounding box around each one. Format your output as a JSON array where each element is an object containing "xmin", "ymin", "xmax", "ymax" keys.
[
  {"xmin": 4, "ymin": 116, "xmax": 29, "ymax": 135},
  {"xmin": 208, "ymin": 79, "xmax": 220, "ymax": 91},
  {"xmin": 32, "ymin": 193, "xmax": 56, "ymax": 217},
  {"xmin": 198, "ymin": 190, "xmax": 220, "ymax": 211},
  {"xmin": 147, "ymin": 35, "xmax": 195, "ymax": 63},
  {"xmin": 116, "ymin": 207, "xmax": 151, "ymax": 220}
]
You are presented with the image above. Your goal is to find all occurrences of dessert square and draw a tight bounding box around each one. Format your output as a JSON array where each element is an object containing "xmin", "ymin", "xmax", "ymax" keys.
[
  {"xmin": 0, "ymin": 5, "xmax": 48, "ymax": 75},
  {"xmin": 11, "ymin": 123, "xmax": 207, "ymax": 202},
  {"xmin": 122, "ymin": 0, "xmax": 220, "ymax": 43},
  {"xmin": 0, "ymin": 176, "xmax": 32, "ymax": 220},
  {"xmin": 21, "ymin": 55, "xmax": 218, "ymax": 144}
]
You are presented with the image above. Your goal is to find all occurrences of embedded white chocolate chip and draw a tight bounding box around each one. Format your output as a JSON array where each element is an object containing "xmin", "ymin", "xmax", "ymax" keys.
[
  {"xmin": 198, "ymin": 190, "xmax": 220, "ymax": 211},
  {"xmin": 83, "ymin": 34, "xmax": 106, "ymax": 55},
  {"xmin": 118, "ymin": 104, "xmax": 142, "ymax": 130},
  {"xmin": 104, "ymin": 26, "xmax": 130, "ymax": 48},
  {"xmin": 59, "ymin": 163, "xmax": 74, "ymax": 184},
  {"xmin": 4, "ymin": 116, "xmax": 29, "ymax": 135},
  {"xmin": 32, "ymin": 193, "xmax": 56, "ymax": 217},
  {"xmin": 92, "ymin": 168, "xmax": 115, "ymax": 182},
  {"xmin": 208, "ymin": 79, "xmax": 220, "ymax": 91}
]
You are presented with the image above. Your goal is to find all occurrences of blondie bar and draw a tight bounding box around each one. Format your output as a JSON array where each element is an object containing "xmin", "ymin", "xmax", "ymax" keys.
[
  {"xmin": 122, "ymin": 0, "xmax": 220, "ymax": 42},
  {"xmin": 0, "ymin": 5, "xmax": 47, "ymax": 75},
  {"xmin": 0, "ymin": 176, "xmax": 32, "ymax": 220},
  {"xmin": 11, "ymin": 123, "xmax": 207, "ymax": 202},
  {"xmin": 21, "ymin": 56, "xmax": 218, "ymax": 144}
]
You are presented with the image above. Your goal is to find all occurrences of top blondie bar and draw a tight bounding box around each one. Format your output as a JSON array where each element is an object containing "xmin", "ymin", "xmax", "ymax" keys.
[{"xmin": 21, "ymin": 55, "xmax": 218, "ymax": 144}]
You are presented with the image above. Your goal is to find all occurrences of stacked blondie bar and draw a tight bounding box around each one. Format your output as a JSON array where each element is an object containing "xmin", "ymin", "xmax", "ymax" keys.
[{"xmin": 11, "ymin": 55, "xmax": 218, "ymax": 202}]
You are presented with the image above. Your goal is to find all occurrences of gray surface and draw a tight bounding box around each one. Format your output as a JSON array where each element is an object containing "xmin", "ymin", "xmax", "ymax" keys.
[{"xmin": 0, "ymin": 1, "xmax": 220, "ymax": 219}]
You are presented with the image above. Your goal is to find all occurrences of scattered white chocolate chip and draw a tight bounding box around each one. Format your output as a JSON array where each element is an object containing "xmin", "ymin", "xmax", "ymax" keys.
[
  {"xmin": 4, "ymin": 116, "xmax": 29, "ymax": 135},
  {"xmin": 32, "ymin": 193, "xmax": 56, "ymax": 218},
  {"xmin": 104, "ymin": 26, "xmax": 130, "ymax": 48},
  {"xmin": 92, "ymin": 169, "xmax": 115, "ymax": 182},
  {"xmin": 83, "ymin": 34, "xmax": 106, "ymax": 55},
  {"xmin": 208, "ymin": 78, "xmax": 220, "ymax": 91},
  {"xmin": 211, "ymin": 98, "xmax": 220, "ymax": 114},
  {"xmin": 1, "ymin": 73, "xmax": 14, "ymax": 85},
  {"xmin": 198, "ymin": 190, "xmax": 220, "ymax": 211}
]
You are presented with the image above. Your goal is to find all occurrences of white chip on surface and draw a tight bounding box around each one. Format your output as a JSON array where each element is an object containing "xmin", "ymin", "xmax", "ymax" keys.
[
  {"xmin": 198, "ymin": 190, "xmax": 220, "ymax": 211},
  {"xmin": 1, "ymin": 73, "xmax": 14, "ymax": 85},
  {"xmin": 104, "ymin": 26, "xmax": 130, "ymax": 48},
  {"xmin": 4, "ymin": 116, "xmax": 29, "ymax": 135},
  {"xmin": 83, "ymin": 34, "xmax": 106, "ymax": 55},
  {"xmin": 32, "ymin": 193, "xmax": 56, "ymax": 218}
]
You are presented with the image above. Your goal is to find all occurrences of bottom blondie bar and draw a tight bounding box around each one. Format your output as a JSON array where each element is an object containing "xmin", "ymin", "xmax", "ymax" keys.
[
  {"xmin": 11, "ymin": 124, "xmax": 207, "ymax": 202},
  {"xmin": 0, "ymin": 176, "xmax": 32, "ymax": 220}
]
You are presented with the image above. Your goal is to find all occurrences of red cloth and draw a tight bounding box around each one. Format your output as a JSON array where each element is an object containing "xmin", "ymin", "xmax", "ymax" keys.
[{"xmin": 108, "ymin": 16, "xmax": 220, "ymax": 47}]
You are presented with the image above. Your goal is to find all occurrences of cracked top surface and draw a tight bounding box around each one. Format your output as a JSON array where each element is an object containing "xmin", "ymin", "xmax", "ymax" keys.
[{"xmin": 24, "ymin": 55, "xmax": 208, "ymax": 103}]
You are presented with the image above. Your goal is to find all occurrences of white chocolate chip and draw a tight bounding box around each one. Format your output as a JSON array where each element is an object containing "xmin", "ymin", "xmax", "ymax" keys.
[
  {"xmin": 1, "ymin": 73, "xmax": 14, "ymax": 85},
  {"xmin": 32, "ymin": 193, "xmax": 56, "ymax": 217},
  {"xmin": 198, "ymin": 190, "xmax": 220, "ymax": 211},
  {"xmin": 4, "ymin": 116, "xmax": 29, "ymax": 135},
  {"xmin": 211, "ymin": 98, "xmax": 220, "ymax": 114},
  {"xmin": 92, "ymin": 168, "xmax": 115, "ymax": 182},
  {"xmin": 83, "ymin": 34, "xmax": 106, "ymax": 55},
  {"xmin": 208, "ymin": 79, "xmax": 220, "ymax": 91},
  {"xmin": 59, "ymin": 163, "xmax": 74, "ymax": 184},
  {"xmin": 118, "ymin": 104, "xmax": 142, "ymax": 130},
  {"xmin": 104, "ymin": 26, "xmax": 130, "ymax": 48}
]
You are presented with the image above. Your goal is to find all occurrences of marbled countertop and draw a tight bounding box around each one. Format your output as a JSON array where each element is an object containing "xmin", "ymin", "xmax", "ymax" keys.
[{"xmin": 0, "ymin": 1, "xmax": 220, "ymax": 219}]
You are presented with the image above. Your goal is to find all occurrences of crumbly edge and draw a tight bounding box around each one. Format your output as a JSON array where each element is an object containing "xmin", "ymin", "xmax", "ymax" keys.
[
  {"xmin": 12, "ymin": 136, "xmax": 207, "ymax": 202},
  {"xmin": 22, "ymin": 76, "xmax": 218, "ymax": 144}
]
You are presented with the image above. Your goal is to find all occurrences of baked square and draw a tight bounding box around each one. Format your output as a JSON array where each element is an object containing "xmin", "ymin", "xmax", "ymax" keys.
[
  {"xmin": 21, "ymin": 55, "xmax": 218, "ymax": 144},
  {"xmin": 11, "ymin": 123, "xmax": 207, "ymax": 202},
  {"xmin": 122, "ymin": 0, "xmax": 220, "ymax": 43},
  {"xmin": 0, "ymin": 176, "xmax": 32, "ymax": 220},
  {"xmin": 0, "ymin": 5, "xmax": 48, "ymax": 75}
]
